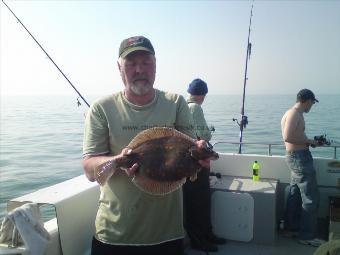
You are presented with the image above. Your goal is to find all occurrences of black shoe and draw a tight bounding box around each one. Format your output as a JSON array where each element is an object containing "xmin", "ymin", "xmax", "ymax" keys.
[
  {"xmin": 206, "ymin": 233, "xmax": 227, "ymax": 245},
  {"xmin": 191, "ymin": 239, "xmax": 218, "ymax": 252}
]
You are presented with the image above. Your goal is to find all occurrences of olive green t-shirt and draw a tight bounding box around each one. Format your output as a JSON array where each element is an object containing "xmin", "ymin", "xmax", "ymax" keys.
[
  {"xmin": 83, "ymin": 89, "xmax": 194, "ymax": 245},
  {"xmin": 187, "ymin": 99, "xmax": 212, "ymax": 142}
]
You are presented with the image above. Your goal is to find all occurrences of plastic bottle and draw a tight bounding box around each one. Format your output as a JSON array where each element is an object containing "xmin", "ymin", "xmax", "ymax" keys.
[{"xmin": 252, "ymin": 160, "xmax": 260, "ymax": 181}]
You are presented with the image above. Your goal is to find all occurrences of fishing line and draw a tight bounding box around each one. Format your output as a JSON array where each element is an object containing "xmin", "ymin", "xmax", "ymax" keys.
[{"xmin": 2, "ymin": 0, "xmax": 90, "ymax": 108}]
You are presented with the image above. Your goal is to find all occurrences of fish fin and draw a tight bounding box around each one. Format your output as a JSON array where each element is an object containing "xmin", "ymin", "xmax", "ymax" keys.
[
  {"xmin": 132, "ymin": 174, "xmax": 186, "ymax": 195},
  {"xmin": 128, "ymin": 127, "xmax": 195, "ymax": 149},
  {"xmin": 94, "ymin": 159, "xmax": 116, "ymax": 185}
]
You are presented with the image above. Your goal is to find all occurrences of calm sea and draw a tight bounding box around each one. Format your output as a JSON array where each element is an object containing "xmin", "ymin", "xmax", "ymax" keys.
[{"xmin": 1, "ymin": 94, "xmax": 339, "ymax": 220}]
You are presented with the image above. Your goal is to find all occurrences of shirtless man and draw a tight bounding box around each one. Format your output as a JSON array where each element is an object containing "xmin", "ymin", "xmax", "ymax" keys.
[{"xmin": 281, "ymin": 89, "xmax": 325, "ymax": 247}]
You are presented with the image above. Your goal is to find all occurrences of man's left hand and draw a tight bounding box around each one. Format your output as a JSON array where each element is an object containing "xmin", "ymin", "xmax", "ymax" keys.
[{"xmin": 195, "ymin": 140, "xmax": 212, "ymax": 168}]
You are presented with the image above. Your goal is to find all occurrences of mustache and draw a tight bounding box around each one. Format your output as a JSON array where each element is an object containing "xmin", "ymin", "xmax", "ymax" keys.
[{"xmin": 133, "ymin": 75, "xmax": 149, "ymax": 82}]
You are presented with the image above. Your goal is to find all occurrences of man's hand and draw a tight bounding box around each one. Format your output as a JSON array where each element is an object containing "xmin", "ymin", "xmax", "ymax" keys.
[
  {"xmin": 314, "ymin": 135, "xmax": 330, "ymax": 146},
  {"xmin": 118, "ymin": 148, "xmax": 139, "ymax": 177},
  {"xmin": 93, "ymin": 148, "xmax": 139, "ymax": 185},
  {"xmin": 195, "ymin": 140, "xmax": 212, "ymax": 168},
  {"xmin": 308, "ymin": 139, "xmax": 324, "ymax": 148}
]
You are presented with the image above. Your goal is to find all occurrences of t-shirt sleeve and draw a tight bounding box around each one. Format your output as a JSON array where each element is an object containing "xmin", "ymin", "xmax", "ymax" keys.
[
  {"xmin": 175, "ymin": 96, "xmax": 196, "ymax": 139},
  {"xmin": 82, "ymin": 103, "xmax": 110, "ymax": 157},
  {"xmin": 192, "ymin": 105, "xmax": 212, "ymax": 141}
]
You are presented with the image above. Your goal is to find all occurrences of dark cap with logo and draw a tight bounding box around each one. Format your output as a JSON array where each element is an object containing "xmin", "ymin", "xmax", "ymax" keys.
[
  {"xmin": 297, "ymin": 89, "xmax": 319, "ymax": 103},
  {"xmin": 119, "ymin": 36, "xmax": 155, "ymax": 58},
  {"xmin": 187, "ymin": 79, "xmax": 208, "ymax": 96}
]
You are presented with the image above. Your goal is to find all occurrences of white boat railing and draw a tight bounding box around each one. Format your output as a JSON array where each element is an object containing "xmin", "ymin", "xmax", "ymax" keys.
[{"xmin": 213, "ymin": 141, "xmax": 339, "ymax": 159}]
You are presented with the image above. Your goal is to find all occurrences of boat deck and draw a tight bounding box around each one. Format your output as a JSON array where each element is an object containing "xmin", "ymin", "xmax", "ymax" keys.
[{"xmin": 185, "ymin": 234, "xmax": 318, "ymax": 255}]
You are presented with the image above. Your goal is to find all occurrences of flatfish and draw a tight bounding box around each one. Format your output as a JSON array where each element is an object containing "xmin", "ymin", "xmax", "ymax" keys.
[{"xmin": 98, "ymin": 127, "xmax": 219, "ymax": 195}]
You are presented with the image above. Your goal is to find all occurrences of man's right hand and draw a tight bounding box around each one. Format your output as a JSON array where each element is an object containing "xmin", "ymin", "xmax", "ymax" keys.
[
  {"xmin": 118, "ymin": 148, "xmax": 139, "ymax": 177},
  {"xmin": 83, "ymin": 148, "xmax": 139, "ymax": 184},
  {"xmin": 309, "ymin": 139, "xmax": 323, "ymax": 148}
]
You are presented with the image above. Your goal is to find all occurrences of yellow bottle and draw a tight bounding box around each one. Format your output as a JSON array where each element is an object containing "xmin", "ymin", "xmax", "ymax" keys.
[{"xmin": 252, "ymin": 161, "xmax": 260, "ymax": 181}]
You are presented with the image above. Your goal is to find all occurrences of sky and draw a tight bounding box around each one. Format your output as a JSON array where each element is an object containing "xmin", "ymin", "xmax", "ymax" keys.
[{"xmin": 1, "ymin": 0, "xmax": 339, "ymax": 98}]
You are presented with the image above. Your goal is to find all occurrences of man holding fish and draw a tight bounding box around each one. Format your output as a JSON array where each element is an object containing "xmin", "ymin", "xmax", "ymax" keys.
[{"xmin": 82, "ymin": 36, "xmax": 218, "ymax": 255}]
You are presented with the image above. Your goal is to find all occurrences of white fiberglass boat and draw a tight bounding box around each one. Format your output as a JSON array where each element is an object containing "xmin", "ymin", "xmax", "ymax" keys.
[{"xmin": 0, "ymin": 142, "xmax": 339, "ymax": 255}]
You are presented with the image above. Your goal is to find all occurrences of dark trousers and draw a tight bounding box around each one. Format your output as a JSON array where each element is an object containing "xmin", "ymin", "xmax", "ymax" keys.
[
  {"xmin": 91, "ymin": 237, "xmax": 184, "ymax": 255},
  {"xmin": 183, "ymin": 168, "xmax": 212, "ymax": 242}
]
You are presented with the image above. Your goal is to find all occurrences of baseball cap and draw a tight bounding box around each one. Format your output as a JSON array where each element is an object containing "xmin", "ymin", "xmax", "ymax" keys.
[
  {"xmin": 187, "ymin": 79, "xmax": 208, "ymax": 96},
  {"xmin": 119, "ymin": 36, "xmax": 155, "ymax": 58},
  {"xmin": 297, "ymin": 89, "xmax": 319, "ymax": 103}
]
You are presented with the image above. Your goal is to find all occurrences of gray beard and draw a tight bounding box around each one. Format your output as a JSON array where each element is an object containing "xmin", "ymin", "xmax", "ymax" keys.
[{"xmin": 130, "ymin": 83, "xmax": 152, "ymax": 96}]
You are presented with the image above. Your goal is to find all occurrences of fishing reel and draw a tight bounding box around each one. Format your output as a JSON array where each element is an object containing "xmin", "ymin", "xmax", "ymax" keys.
[
  {"xmin": 311, "ymin": 134, "xmax": 331, "ymax": 147},
  {"xmin": 232, "ymin": 115, "xmax": 248, "ymax": 129}
]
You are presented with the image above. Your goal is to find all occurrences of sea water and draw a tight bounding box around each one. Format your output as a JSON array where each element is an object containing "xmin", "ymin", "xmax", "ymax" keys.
[{"xmin": 0, "ymin": 94, "xmax": 339, "ymax": 220}]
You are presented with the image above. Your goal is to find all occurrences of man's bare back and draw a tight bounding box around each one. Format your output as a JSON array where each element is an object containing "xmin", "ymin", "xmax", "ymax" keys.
[{"xmin": 281, "ymin": 107, "xmax": 309, "ymax": 151}]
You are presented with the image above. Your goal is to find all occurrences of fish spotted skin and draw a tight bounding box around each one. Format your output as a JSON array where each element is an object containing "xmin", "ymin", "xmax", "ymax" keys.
[{"xmin": 115, "ymin": 128, "xmax": 219, "ymax": 182}]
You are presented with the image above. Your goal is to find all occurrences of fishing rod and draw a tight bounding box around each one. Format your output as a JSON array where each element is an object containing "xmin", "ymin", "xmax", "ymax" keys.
[
  {"xmin": 233, "ymin": 3, "xmax": 254, "ymax": 154},
  {"xmin": 2, "ymin": 0, "xmax": 90, "ymax": 108}
]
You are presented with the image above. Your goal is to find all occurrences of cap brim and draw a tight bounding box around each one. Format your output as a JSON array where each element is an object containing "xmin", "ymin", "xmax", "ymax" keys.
[
  {"xmin": 120, "ymin": 46, "xmax": 153, "ymax": 58},
  {"xmin": 314, "ymin": 98, "xmax": 319, "ymax": 103}
]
